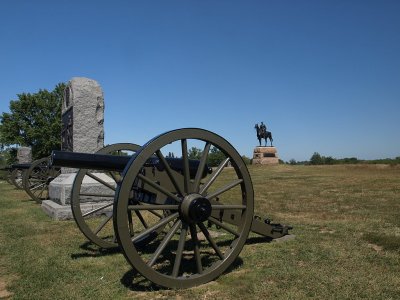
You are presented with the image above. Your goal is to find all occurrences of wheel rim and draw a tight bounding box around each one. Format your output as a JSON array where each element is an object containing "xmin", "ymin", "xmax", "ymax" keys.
[
  {"xmin": 114, "ymin": 128, "xmax": 254, "ymax": 288},
  {"xmin": 23, "ymin": 157, "xmax": 60, "ymax": 203},
  {"xmin": 71, "ymin": 143, "xmax": 141, "ymax": 249}
]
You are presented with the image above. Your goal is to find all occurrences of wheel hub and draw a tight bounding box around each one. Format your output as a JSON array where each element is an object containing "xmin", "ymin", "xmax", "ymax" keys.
[{"xmin": 180, "ymin": 193, "xmax": 212, "ymax": 223}]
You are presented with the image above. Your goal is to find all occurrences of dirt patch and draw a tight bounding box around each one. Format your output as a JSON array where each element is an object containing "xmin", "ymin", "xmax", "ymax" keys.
[
  {"xmin": 0, "ymin": 278, "xmax": 13, "ymax": 299},
  {"xmin": 368, "ymin": 243, "xmax": 383, "ymax": 253}
]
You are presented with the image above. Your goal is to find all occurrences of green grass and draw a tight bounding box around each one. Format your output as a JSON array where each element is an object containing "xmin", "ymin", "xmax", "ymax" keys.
[{"xmin": 1, "ymin": 164, "xmax": 400, "ymax": 299}]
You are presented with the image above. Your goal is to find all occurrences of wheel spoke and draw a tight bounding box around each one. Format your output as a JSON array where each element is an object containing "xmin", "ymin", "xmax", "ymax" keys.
[
  {"xmin": 156, "ymin": 150, "xmax": 184, "ymax": 196},
  {"xmin": 86, "ymin": 172, "xmax": 116, "ymax": 191},
  {"xmin": 128, "ymin": 210, "xmax": 134, "ymax": 234},
  {"xmin": 108, "ymin": 171, "xmax": 119, "ymax": 183},
  {"xmin": 134, "ymin": 210, "xmax": 148, "ymax": 228},
  {"xmin": 82, "ymin": 202, "xmax": 113, "ymax": 217},
  {"xmin": 199, "ymin": 157, "xmax": 230, "ymax": 194},
  {"xmin": 211, "ymin": 204, "xmax": 246, "ymax": 210},
  {"xmin": 148, "ymin": 220, "xmax": 181, "ymax": 267},
  {"xmin": 137, "ymin": 174, "xmax": 181, "ymax": 203},
  {"xmin": 148, "ymin": 209, "xmax": 164, "ymax": 219},
  {"xmin": 206, "ymin": 179, "xmax": 243, "ymax": 200},
  {"xmin": 198, "ymin": 222, "xmax": 224, "ymax": 259},
  {"xmin": 189, "ymin": 224, "xmax": 203, "ymax": 274},
  {"xmin": 181, "ymin": 139, "xmax": 190, "ymax": 194},
  {"xmin": 131, "ymin": 212, "xmax": 179, "ymax": 244},
  {"xmin": 31, "ymin": 182, "xmax": 46, "ymax": 190},
  {"xmin": 93, "ymin": 214, "xmax": 113, "ymax": 235},
  {"xmin": 37, "ymin": 182, "xmax": 47, "ymax": 198},
  {"xmin": 193, "ymin": 142, "xmax": 211, "ymax": 193},
  {"xmin": 79, "ymin": 193, "xmax": 114, "ymax": 198},
  {"xmin": 208, "ymin": 217, "xmax": 239, "ymax": 237},
  {"xmin": 128, "ymin": 204, "xmax": 179, "ymax": 211},
  {"xmin": 172, "ymin": 222, "xmax": 188, "ymax": 277}
]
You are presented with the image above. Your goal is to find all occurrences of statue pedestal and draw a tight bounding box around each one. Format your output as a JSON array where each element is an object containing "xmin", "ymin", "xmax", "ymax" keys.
[{"xmin": 252, "ymin": 146, "xmax": 279, "ymax": 165}]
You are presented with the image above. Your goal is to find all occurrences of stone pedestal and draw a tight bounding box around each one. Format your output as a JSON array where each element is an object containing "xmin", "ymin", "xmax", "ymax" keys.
[
  {"xmin": 48, "ymin": 173, "xmax": 114, "ymax": 205},
  {"xmin": 252, "ymin": 146, "xmax": 279, "ymax": 165},
  {"xmin": 43, "ymin": 77, "xmax": 106, "ymax": 220},
  {"xmin": 42, "ymin": 172, "xmax": 114, "ymax": 220}
]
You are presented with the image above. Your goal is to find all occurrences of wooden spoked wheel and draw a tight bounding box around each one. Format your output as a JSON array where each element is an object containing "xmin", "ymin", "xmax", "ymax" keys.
[
  {"xmin": 114, "ymin": 128, "xmax": 254, "ymax": 288},
  {"xmin": 23, "ymin": 157, "xmax": 61, "ymax": 203},
  {"xmin": 71, "ymin": 143, "xmax": 141, "ymax": 249},
  {"xmin": 10, "ymin": 168, "xmax": 26, "ymax": 189}
]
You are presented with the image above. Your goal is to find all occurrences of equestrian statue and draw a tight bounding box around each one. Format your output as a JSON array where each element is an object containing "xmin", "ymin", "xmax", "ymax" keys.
[{"xmin": 254, "ymin": 122, "xmax": 273, "ymax": 147}]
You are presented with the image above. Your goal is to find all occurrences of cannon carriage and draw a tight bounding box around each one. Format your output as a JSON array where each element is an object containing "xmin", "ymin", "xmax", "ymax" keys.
[{"xmin": 51, "ymin": 128, "xmax": 291, "ymax": 288}]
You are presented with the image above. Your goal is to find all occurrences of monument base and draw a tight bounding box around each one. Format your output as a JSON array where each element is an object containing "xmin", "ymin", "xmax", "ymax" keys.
[
  {"xmin": 41, "ymin": 200, "xmax": 113, "ymax": 221},
  {"xmin": 252, "ymin": 146, "xmax": 279, "ymax": 165},
  {"xmin": 44, "ymin": 172, "xmax": 115, "ymax": 220}
]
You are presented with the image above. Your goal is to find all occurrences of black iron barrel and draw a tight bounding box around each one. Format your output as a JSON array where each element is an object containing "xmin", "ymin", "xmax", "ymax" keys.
[
  {"xmin": 50, "ymin": 151, "xmax": 129, "ymax": 171},
  {"xmin": 10, "ymin": 163, "xmax": 31, "ymax": 170},
  {"xmin": 50, "ymin": 151, "xmax": 212, "ymax": 178}
]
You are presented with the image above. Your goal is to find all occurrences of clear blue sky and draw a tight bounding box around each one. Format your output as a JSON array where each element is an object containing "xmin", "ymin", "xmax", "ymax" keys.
[{"xmin": 1, "ymin": 0, "xmax": 399, "ymax": 162}]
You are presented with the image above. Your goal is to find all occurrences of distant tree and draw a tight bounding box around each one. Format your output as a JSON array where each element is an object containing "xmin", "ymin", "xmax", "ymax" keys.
[
  {"xmin": 0, "ymin": 151, "xmax": 5, "ymax": 167},
  {"xmin": 342, "ymin": 157, "xmax": 359, "ymax": 164},
  {"xmin": 324, "ymin": 156, "xmax": 335, "ymax": 165},
  {"xmin": 310, "ymin": 152, "xmax": 323, "ymax": 165},
  {"xmin": 241, "ymin": 155, "xmax": 251, "ymax": 165},
  {"xmin": 188, "ymin": 147, "xmax": 202, "ymax": 160},
  {"xmin": 0, "ymin": 83, "xmax": 65, "ymax": 160},
  {"xmin": 289, "ymin": 159, "xmax": 297, "ymax": 165},
  {"xmin": 207, "ymin": 146, "xmax": 226, "ymax": 167}
]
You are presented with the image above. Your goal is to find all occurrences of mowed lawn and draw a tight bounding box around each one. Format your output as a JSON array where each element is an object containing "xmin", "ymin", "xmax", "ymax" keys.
[{"xmin": 0, "ymin": 164, "xmax": 399, "ymax": 299}]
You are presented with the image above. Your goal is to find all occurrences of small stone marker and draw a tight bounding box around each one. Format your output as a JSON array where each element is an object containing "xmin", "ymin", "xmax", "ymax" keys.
[{"xmin": 17, "ymin": 147, "xmax": 32, "ymax": 164}]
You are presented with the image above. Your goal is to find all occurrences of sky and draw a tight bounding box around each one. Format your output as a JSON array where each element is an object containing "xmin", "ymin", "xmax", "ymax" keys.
[{"xmin": 1, "ymin": 0, "xmax": 399, "ymax": 162}]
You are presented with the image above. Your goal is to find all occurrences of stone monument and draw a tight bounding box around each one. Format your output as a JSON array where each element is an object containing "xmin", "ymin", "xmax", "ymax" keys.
[
  {"xmin": 17, "ymin": 147, "xmax": 32, "ymax": 164},
  {"xmin": 252, "ymin": 122, "xmax": 279, "ymax": 165},
  {"xmin": 42, "ymin": 77, "xmax": 111, "ymax": 219}
]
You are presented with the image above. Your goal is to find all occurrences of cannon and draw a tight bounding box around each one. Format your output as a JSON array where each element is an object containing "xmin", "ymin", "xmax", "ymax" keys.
[
  {"xmin": 22, "ymin": 157, "xmax": 61, "ymax": 203},
  {"xmin": 2, "ymin": 159, "xmax": 60, "ymax": 202},
  {"xmin": 51, "ymin": 128, "xmax": 292, "ymax": 288}
]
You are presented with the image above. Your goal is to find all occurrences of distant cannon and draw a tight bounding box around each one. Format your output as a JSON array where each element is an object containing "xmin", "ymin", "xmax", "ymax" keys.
[
  {"xmin": 2, "ymin": 159, "xmax": 60, "ymax": 202},
  {"xmin": 22, "ymin": 157, "xmax": 61, "ymax": 203},
  {"xmin": 51, "ymin": 128, "xmax": 292, "ymax": 288}
]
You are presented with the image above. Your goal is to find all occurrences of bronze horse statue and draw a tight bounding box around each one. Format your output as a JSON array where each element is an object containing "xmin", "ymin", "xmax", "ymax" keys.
[{"xmin": 255, "ymin": 124, "xmax": 273, "ymax": 147}]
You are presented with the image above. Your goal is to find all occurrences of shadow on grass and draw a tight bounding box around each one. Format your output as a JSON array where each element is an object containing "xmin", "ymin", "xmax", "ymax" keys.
[
  {"xmin": 245, "ymin": 236, "xmax": 273, "ymax": 245},
  {"xmin": 120, "ymin": 256, "xmax": 243, "ymax": 291},
  {"xmin": 364, "ymin": 232, "xmax": 400, "ymax": 252},
  {"xmin": 70, "ymin": 241, "xmax": 121, "ymax": 259}
]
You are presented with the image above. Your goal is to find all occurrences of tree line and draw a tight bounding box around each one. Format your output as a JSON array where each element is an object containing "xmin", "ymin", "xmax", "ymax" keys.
[{"xmin": 288, "ymin": 152, "xmax": 400, "ymax": 165}]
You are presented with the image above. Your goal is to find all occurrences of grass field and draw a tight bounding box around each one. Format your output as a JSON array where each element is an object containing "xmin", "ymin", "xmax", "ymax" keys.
[{"xmin": 1, "ymin": 164, "xmax": 399, "ymax": 299}]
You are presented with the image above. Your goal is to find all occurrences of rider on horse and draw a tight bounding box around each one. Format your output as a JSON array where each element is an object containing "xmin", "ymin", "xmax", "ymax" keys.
[{"xmin": 255, "ymin": 122, "xmax": 273, "ymax": 147}]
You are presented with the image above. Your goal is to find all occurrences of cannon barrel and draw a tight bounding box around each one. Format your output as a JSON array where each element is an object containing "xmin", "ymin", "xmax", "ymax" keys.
[
  {"xmin": 50, "ymin": 150, "xmax": 211, "ymax": 178},
  {"xmin": 10, "ymin": 163, "xmax": 31, "ymax": 170}
]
